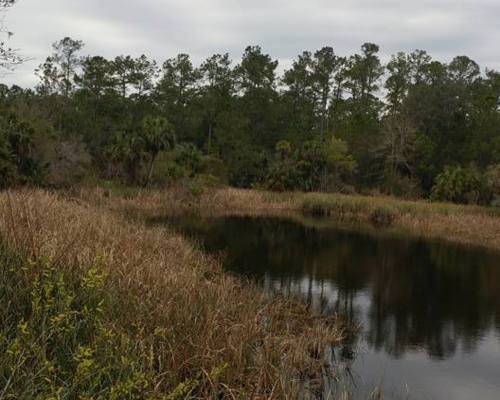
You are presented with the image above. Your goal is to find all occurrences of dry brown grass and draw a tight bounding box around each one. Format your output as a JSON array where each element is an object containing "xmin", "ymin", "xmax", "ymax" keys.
[
  {"xmin": 70, "ymin": 186, "xmax": 294, "ymax": 218},
  {"xmin": 298, "ymin": 192, "xmax": 500, "ymax": 250},
  {"xmin": 75, "ymin": 186, "xmax": 500, "ymax": 251},
  {"xmin": 0, "ymin": 189, "xmax": 342, "ymax": 399},
  {"xmin": 8, "ymin": 185, "xmax": 493, "ymax": 397}
]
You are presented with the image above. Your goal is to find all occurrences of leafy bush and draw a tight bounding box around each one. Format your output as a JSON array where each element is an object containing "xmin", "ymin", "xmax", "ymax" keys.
[
  {"xmin": 202, "ymin": 156, "xmax": 228, "ymax": 183},
  {"xmin": 152, "ymin": 144, "xmax": 220, "ymax": 186},
  {"xmin": 227, "ymin": 147, "xmax": 268, "ymax": 188},
  {"xmin": 266, "ymin": 137, "xmax": 357, "ymax": 192},
  {"xmin": 0, "ymin": 113, "xmax": 46, "ymax": 188},
  {"xmin": 486, "ymin": 164, "xmax": 500, "ymax": 206},
  {"xmin": 431, "ymin": 165, "xmax": 493, "ymax": 205},
  {"xmin": 0, "ymin": 253, "xmax": 153, "ymax": 399},
  {"xmin": 486, "ymin": 164, "xmax": 500, "ymax": 194},
  {"xmin": 173, "ymin": 143, "xmax": 204, "ymax": 178}
]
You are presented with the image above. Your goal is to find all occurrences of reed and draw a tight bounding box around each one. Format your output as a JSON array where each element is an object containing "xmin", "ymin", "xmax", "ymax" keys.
[
  {"xmin": 299, "ymin": 192, "xmax": 500, "ymax": 249},
  {"xmin": 76, "ymin": 185, "xmax": 500, "ymax": 251},
  {"xmin": 5, "ymin": 185, "xmax": 490, "ymax": 398},
  {"xmin": 0, "ymin": 189, "xmax": 342, "ymax": 399}
]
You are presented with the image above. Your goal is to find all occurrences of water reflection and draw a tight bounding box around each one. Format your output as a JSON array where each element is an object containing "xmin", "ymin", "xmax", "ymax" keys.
[{"xmin": 167, "ymin": 215, "xmax": 500, "ymax": 399}]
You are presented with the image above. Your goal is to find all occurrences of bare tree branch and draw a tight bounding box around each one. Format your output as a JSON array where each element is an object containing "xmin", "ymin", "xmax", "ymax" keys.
[{"xmin": 0, "ymin": 0, "xmax": 26, "ymax": 71}]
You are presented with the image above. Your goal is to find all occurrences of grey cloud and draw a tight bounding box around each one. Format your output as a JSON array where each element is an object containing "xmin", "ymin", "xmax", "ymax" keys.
[{"xmin": 3, "ymin": 0, "xmax": 500, "ymax": 87}]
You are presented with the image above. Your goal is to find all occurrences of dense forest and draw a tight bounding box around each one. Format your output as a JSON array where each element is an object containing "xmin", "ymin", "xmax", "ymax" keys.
[{"xmin": 1, "ymin": 32, "xmax": 500, "ymax": 204}]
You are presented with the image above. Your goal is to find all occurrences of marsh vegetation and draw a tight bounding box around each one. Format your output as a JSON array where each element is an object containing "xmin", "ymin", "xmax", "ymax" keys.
[{"xmin": 0, "ymin": 190, "xmax": 342, "ymax": 399}]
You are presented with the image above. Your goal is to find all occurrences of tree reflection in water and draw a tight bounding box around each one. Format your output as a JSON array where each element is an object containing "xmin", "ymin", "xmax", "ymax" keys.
[{"xmin": 168, "ymin": 215, "xmax": 500, "ymax": 399}]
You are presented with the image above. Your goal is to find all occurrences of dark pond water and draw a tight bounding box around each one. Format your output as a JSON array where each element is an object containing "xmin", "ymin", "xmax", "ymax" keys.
[{"xmin": 167, "ymin": 215, "xmax": 500, "ymax": 399}]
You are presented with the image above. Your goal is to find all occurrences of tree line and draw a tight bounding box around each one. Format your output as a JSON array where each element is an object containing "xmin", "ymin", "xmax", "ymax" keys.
[{"xmin": 1, "ymin": 35, "xmax": 500, "ymax": 204}]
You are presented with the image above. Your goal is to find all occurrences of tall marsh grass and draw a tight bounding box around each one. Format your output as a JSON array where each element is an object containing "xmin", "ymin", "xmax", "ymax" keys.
[
  {"xmin": 0, "ymin": 190, "xmax": 342, "ymax": 399},
  {"xmin": 298, "ymin": 192, "xmax": 500, "ymax": 249},
  {"xmin": 77, "ymin": 185, "xmax": 500, "ymax": 251}
]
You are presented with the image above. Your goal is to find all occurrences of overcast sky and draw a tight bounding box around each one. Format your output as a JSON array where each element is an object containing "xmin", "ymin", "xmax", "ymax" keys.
[{"xmin": 3, "ymin": 0, "xmax": 500, "ymax": 87}]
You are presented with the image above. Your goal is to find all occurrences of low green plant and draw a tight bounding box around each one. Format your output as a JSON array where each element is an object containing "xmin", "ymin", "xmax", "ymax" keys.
[
  {"xmin": 265, "ymin": 137, "xmax": 357, "ymax": 193},
  {"xmin": 0, "ymin": 252, "xmax": 154, "ymax": 399},
  {"xmin": 0, "ymin": 112, "xmax": 47, "ymax": 188},
  {"xmin": 486, "ymin": 164, "xmax": 500, "ymax": 206},
  {"xmin": 431, "ymin": 165, "xmax": 493, "ymax": 205}
]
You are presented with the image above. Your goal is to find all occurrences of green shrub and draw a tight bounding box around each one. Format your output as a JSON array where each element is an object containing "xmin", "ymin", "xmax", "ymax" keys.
[
  {"xmin": 0, "ymin": 113, "xmax": 47, "ymax": 188},
  {"xmin": 173, "ymin": 143, "xmax": 204, "ymax": 178},
  {"xmin": 486, "ymin": 165, "xmax": 500, "ymax": 194},
  {"xmin": 202, "ymin": 156, "xmax": 228, "ymax": 183},
  {"xmin": 486, "ymin": 164, "xmax": 500, "ymax": 207},
  {"xmin": 430, "ymin": 165, "xmax": 493, "ymax": 205},
  {"xmin": 0, "ymin": 252, "xmax": 154, "ymax": 399},
  {"xmin": 266, "ymin": 137, "xmax": 357, "ymax": 193}
]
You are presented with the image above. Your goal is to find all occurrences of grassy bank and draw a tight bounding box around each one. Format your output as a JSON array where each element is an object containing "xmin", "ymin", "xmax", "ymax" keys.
[
  {"xmin": 78, "ymin": 185, "xmax": 500, "ymax": 251},
  {"xmin": 0, "ymin": 190, "xmax": 341, "ymax": 399},
  {"xmin": 298, "ymin": 192, "xmax": 500, "ymax": 250},
  {"xmin": 4, "ymin": 186, "xmax": 494, "ymax": 398}
]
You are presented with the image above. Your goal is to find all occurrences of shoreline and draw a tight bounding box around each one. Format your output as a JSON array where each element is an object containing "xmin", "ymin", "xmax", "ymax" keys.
[
  {"xmin": 3, "ymin": 185, "xmax": 499, "ymax": 398},
  {"xmin": 82, "ymin": 186, "xmax": 500, "ymax": 253},
  {"xmin": 0, "ymin": 189, "xmax": 342, "ymax": 399}
]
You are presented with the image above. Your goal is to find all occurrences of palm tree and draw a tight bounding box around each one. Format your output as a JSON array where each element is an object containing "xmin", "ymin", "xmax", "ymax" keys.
[
  {"xmin": 106, "ymin": 131, "xmax": 145, "ymax": 183},
  {"xmin": 140, "ymin": 116, "xmax": 176, "ymax": 186}
]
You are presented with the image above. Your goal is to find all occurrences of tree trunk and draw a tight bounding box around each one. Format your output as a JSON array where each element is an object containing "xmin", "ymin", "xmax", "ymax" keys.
[
  {"xmin": 145, "ymin": 153, "xmax": 158, "ymax": 187},
  {"xmin": 208, "ymin": 123, "xmax": 213, "ymax": 154},
  {"xmin": 126, "ymin": 159, "xmax": 139, "ymax": 185}
]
